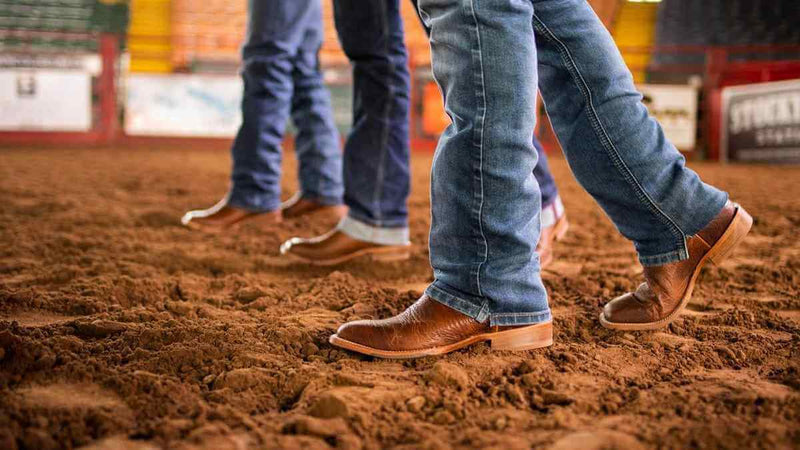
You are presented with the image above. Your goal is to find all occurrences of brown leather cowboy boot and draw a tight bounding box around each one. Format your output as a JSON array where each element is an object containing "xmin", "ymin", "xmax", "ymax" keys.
[
  {"xmin": 181, "ymin": 197, "xmax": 281, "ymax": 233},
  {"xmin": 280, "ymin": 229, "xmax": 410, "ymax": 266},
  {"xmin": 538, "ymin": 214, "xmax": 569, "ymax": 269},
  {"xmin": 329, "ymin": 295, "xmax": 553, "ymax": 358},
  {"xmin": 280, "ymin": 192, "xmax": 346, "ymax": 220},
  {"xmin": 600, "ymin": 201, "xmax": 752, "ymax": 330}
]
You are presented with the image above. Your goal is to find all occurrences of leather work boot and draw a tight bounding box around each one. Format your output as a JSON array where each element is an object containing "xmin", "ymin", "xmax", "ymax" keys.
[
  {"xmin": 280, "ymin": 192, "xmax": 346, "ymax": 220},
  {"xmin": 538, "ymin": 214, "xmax": 569, "ymax": 269},
  {"xmin": 600, "ymin": 201, "xmax": 752, "ymax": 330},
  {"xmin": 181, "ymin": 198, "xmax": 281, "ymax": 232},
  {"xmin": 280, "ymin": 229, "xmax": 410, "ymax": 266},
  {"xmin": 330, "ymin": 295, "xmax": 553, "ymax": 358}
]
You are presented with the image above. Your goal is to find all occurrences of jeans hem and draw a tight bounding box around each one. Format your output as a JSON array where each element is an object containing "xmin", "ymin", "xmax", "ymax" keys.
[
  {"xmin": 638, "ymin": 246, "xmax": 690, "ymax": 267},
  {"xmin": 338, "ymin": 215, "xmax": 410, "ymax": 246},
  {"xmin": 345, "ymin": 210, "xmax": 408, "ymax": 229},
  {"xmin": 425, "ymin": 283, "xmax": 552, "ymax": 327},
  {"xmin": 226, "ymin": 192, "xmax": 281, "ymax": 214}
]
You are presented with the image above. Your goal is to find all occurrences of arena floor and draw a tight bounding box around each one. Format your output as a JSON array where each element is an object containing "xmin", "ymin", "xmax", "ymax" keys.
[{"xmin": 1, "ymin": 146, "xmax": 798, "ymax": 449}]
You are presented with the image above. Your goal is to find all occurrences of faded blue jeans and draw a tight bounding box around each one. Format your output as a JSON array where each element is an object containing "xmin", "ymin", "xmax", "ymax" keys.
[
  {"xmin": 408, "ymin": 0, "xmax": 562, "ymax": 217},
  {"xmin": 418, "ymin": 0, "xmax": 728, "ymax": 326},
  {"xmin": 334, "ymin": 0, "xmax": 413, "ymax": 245},
  {"xmin": 229, "ymin": 0, "xmax": 343, "ymax": 212}
]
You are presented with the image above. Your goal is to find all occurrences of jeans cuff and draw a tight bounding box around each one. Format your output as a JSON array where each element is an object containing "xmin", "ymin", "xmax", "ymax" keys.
[
  {"xmin": 337, "ymin": 215, "xmax": 410, "ymax": 246},
  {"xmin": 226, "ymin": 190, "xmax": 281, "ymax": 213},
  {"xmin": 541, "ymin": 195, "xmax": 565, "ymax": 228},
  {"xmin": 637, "ymin": 244, "xmax": 689, "ymax": 267},
  {"xmin": 425, "ymin": 283, "xmax": 552, "ymax": 327}
]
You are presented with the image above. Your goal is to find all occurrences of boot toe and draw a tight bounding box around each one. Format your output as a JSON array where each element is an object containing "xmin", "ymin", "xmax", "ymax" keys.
[
  {"xmin": 180, "ymin": 211, "xmax": 195, "ymax": 226},
  {"xmin": 280, "ymin": 238, "xmax": 301, "ymax": 255},
  {"xmin": 335, "ymin": 320, "xmax": 373, "ymax": 343},
  {"xmin": 602, "ymin": 293, "xmax": 648, "ymax": 324}
]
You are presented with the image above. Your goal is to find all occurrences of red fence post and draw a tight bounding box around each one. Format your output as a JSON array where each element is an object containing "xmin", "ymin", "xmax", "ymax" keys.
[
  {"xmin": 704, "ymin": 48, "xmax": 727, "ymax": 161},
  {"xmin": 98, "ymin": 33, "xmax": 119, "ymax": 145}
]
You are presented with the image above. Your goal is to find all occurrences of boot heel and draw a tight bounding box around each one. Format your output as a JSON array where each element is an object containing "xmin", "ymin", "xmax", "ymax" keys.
[
  {"xmin": 490, "ymin": 321, "xmax": 553, "ymax": 351},
  {"xmin": 709, "ymin": 207, "xmax": 753, "ymax": 266}
]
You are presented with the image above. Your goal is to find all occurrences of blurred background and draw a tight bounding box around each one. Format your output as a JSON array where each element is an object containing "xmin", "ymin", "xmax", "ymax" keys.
[{"xmin": 0, "ymin": 0, "xmax": 799, "ymax": 162}]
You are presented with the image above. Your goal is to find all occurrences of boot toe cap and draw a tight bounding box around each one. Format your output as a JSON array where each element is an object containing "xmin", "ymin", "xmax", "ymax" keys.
[{"xmin": 602, "ymin": 293, "xmax": 649, "ymax": 324}]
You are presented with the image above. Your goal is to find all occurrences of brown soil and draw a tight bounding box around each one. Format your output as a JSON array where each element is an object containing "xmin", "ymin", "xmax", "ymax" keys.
[{"xmin": 1, "ymin": 146, "xmax": 799, "ymax": 449}]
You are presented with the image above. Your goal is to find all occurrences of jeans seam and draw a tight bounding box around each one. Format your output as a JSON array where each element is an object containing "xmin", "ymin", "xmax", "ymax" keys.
[
  {"xmin": 532, "ymin": 15, "xmax": 688, "ymax": 259},
  {"xmin": 371, "ymin": 0, "xmax": 392, "ymax": 228},
  {"xmin": 467, "ymin": 0, "xmax": 489, "ymax": 297}
]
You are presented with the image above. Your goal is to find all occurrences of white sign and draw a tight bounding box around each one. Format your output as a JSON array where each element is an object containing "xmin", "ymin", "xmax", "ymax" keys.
[
  {"xmin": 125, "ymin": 74, "xmax": 243, "ymax": 137},
  {"xmin": 0, "ymin": 69, "xmax": 92, "ymax": 131},
  {"xmin": 638, "ymin": 84, "xmax": 699, "ymax": 151}
]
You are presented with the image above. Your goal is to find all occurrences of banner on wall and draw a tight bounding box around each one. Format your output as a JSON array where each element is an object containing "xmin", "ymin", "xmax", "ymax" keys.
[
  {"xmin": 125, "ymin": 74, "xmax": 242, "ymax": 137},
  {"xmin": 721, "ymin": 79, "xmax": 800, "ymax": 163},
  {"xmin": 637, "ymin": 84, "xmax": 699, "ymax": 151},
  {"xmin": 126, "ymin": 72, "xmax": 353, "ymax": 137},
  {"xmin": 0, "ymin": 69, "xmax": 92, "ymax": 131}
]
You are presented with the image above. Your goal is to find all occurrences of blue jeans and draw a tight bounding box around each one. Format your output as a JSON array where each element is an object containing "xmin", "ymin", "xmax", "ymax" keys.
[
  {"xmin": 228, "ymin": 0, "xmax": 344, "ymax": 212},
  {"xmin": 333, "ymin": 0, "xmax": 413, "ymax": 245},
  {"xmin": 408, "ymin": 0, "xmax": 560, "ymax": 210},
  {"xmin": 418, "ymin": 0, "xmax": 728, "ymax": 326}
]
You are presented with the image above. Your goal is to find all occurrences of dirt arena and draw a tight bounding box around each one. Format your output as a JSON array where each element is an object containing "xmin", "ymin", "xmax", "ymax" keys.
[{"xmin": 0, "ymin": 146, "xmax": 798, "ymax": 449}]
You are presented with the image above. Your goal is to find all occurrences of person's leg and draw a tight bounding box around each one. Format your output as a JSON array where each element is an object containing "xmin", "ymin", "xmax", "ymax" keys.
[
  {"xmin": 410, "ymin": 0, "xmax": 565, "ymax": 268},
  {"xmin": 334, "ymin": 0, "xmax": 411, "ymax": 242},
  {"xmin": 411, "ymin": 0, "xmax": 561, "ymax": 217},
  {"xmin": 531, "ymin": 0, "xmax": 749, "ymax": 329},
  {"xmin": 280, "ymin": 0, "xmax": 412, "ymax": 264},
  {"xmin": 184, "ymin": 0, "xmax": 344, "ymax": 231},
  {"xmin": 533, "ymin": 0, "xmax": 726, "ymax": 263},
  {"xmin": 419, "ymin": 0, "xmax": 547, "ymax": 327},
  {"xmin": 183, "ymin": 0, "xmax": 322, "ymax": 231},
  {"xmin": 227, "ymin": 0, "xmax": 320, "ymax": 213},
  {"xmin": 289, "ymin": 3, "xmax": 344, "ymax": 209},
  {"xmin": 328, "ymin": 0, "xmax": 552, "ymax": 359}
]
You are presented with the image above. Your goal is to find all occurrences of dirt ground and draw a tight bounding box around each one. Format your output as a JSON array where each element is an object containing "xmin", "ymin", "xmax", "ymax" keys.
[{"xmin": 0, "ymin": 146, "xmax": 798, "ymax": 449}]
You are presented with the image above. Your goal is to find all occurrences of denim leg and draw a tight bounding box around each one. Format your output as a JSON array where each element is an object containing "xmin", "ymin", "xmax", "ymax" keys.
[
  {"xmin": 532, "ymin": 0, "xmax": 728, "ymax": 266},
  {"xmin": 411, "ymin": 0, "xmax": 559, "ymax": 214},
  {"xmin": 290, "ymin": 4, "xmax": 344, "ymax": 206},
  {"xmin": 533, "ymin": 136, "xmax": 559, "ymax": 208},
  {"xmin": 333, "ymin": 0, "xmax": 411, "ymax": 234},
  {"xmin": 229, "ymin": 0, "xmax": 329, "ymax": 212},
  {"xmin": 418, "ymin": 0, "xmax": 550, "ymax": 326}
]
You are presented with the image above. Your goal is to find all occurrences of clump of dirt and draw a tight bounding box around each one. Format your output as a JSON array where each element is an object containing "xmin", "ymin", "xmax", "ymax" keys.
[{"xmin": 0, "ymin": 147, "xmax": 798, "ymax": 449}]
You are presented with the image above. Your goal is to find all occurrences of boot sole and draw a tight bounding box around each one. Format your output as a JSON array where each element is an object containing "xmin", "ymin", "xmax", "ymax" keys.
[
  {"xmin": 284, "ymin": 245, "xmax": 411, "ymax": 266},
  {"xmin": 599, "ymin": 205, "xmax": 753, "ymax": 331},
  {"xmin": 329, "ymin": 321, "xmax": 553, "ymax": 359}
]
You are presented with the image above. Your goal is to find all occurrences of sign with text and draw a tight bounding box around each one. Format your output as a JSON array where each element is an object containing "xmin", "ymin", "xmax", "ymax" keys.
[{"xmin": 721, "ymin": 79, "xmax": 800, "ymax": 163}]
